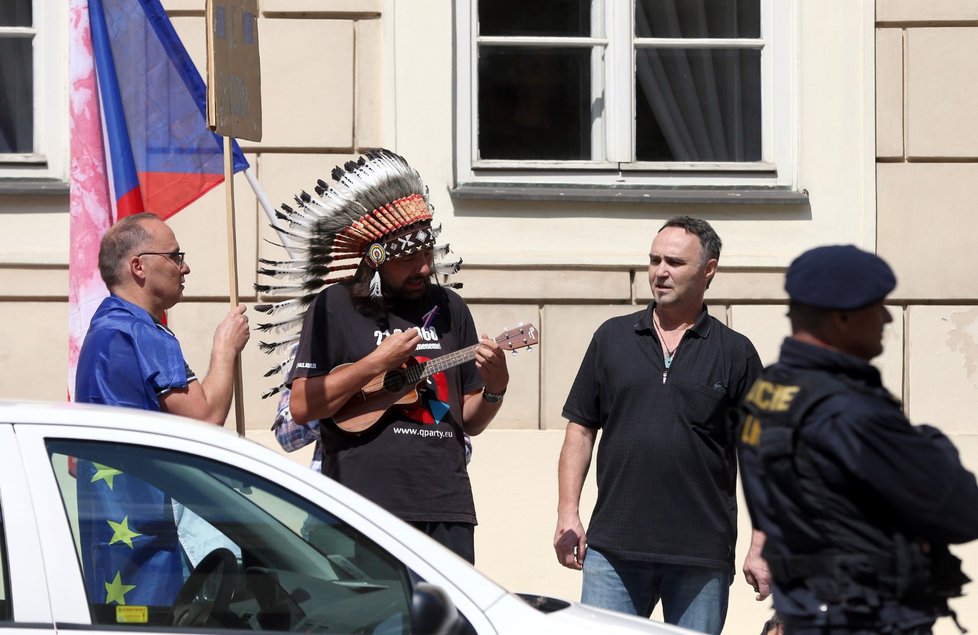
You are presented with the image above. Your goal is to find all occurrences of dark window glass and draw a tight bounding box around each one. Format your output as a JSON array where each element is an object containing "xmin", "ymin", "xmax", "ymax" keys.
[
  {"xmin": 0, "ymin": 38, "xmax": 33, "ymax": 153},
  {"xmin": 0, "ymin": 0, "xmax": 34, "ymax": 154},
  {"xmin": 478, "ymin": 47, "xmax": 592, "ymax": 160},
  {"xmin": 0, "ymin": 1, "xmax": 31, "ymax": 27},
  {"xmin": 479, "ymin": 0, "xmax": 592, "ymax": 37},
  {"xmin": 635, "ymin": 0, "xmax": 760, "ymax": 39},
  {"xmin": 635, "ymin": 48, "xmax": 761, "ymax": 162}
]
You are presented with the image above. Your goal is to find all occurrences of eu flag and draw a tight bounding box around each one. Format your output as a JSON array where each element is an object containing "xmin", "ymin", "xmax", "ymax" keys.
[{"xmin": 76, "ymin": 460, "xmax": 184, "ymax": 606}]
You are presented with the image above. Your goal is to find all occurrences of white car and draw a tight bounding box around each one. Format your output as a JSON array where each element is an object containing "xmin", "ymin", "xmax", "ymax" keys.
[{"xmin": 0, "ymin": 400, "xmax": 692, "ymax": 635}]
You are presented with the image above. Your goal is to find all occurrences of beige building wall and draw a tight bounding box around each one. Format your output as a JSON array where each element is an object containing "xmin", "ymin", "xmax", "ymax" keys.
[{"xmin": 0, "ymin": 0, "xmax": 976, "ymax": 633}]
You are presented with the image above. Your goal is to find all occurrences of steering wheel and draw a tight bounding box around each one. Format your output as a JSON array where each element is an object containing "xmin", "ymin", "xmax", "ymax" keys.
[{"xmin": 169, "ymin": 548, "xmax": 240, "ymax": 627}]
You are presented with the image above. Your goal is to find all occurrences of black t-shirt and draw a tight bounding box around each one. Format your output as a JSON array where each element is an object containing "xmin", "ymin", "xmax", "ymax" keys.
[
  {"xmin": 562, "ymin": 304, "xmax": 761, "ymax": 571},
  {"xmin": 291, "ymin": 284, "xmax": 483, "ymax": 524}
]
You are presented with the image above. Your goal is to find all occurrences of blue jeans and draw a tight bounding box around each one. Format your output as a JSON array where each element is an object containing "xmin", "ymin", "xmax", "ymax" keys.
[{"xmin": 581, "ymin": 547, "xmax": 730, "ymax": 635}]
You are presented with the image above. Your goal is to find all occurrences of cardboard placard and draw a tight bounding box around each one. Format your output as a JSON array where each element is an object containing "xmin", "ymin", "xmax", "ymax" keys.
[{"xmin": 206, "ymin": 0, "xmax": 262, "ymax": 141}]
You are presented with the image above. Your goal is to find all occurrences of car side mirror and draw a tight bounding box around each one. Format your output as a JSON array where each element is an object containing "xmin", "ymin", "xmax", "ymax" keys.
[{"xmin": 410, "ymin": 582, "xmax": 462, "ymax": 635}]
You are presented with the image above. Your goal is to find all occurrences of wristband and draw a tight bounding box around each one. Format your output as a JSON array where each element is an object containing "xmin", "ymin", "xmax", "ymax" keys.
[{"xmin": 482, "ymin": 388, "xmax": 506, "ymax": 404}]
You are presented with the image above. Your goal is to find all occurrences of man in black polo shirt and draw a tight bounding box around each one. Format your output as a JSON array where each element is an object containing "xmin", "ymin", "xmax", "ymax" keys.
[{"xmin": 554, "ymin": 216, "xmax": 763, "ymax": 634}]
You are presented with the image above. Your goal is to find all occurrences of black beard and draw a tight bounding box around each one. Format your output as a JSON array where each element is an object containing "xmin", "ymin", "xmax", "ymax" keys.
[
  {"xmin": 349, "ymin": 274, "xmax": 434, "ymax": 318},
  {"xmin": 389, "ymin": 276, "xmax": 432, "ymax": 301}
]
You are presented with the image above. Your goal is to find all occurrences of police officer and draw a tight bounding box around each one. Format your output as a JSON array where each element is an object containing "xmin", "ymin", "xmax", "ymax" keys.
[{"xmin": 738, "ymin": 245, "xmax": 978, "ymax": 634}]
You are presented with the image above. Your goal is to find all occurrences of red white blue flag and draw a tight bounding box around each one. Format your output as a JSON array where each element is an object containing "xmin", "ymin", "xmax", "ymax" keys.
[{"xmin": 68, "ymin": 0, "xmax": 249, "ymax": 397}]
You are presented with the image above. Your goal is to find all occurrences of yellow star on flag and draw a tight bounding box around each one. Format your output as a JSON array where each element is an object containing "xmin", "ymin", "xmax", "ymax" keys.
[
  {"xmin": 104, "ymin": 571, "xmax": 136, "ymax": 605},
  {"xmin": 107, "ymin": 516, "xmax": 142, "ymax": 549},
  {"xmin": 91, "ymin": 463, "xmax": 123, "ymax": 489}
]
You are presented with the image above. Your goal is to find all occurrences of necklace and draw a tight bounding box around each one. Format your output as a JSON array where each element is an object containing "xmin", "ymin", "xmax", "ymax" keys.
[{"xmin": 652, "ymin": 311, "xmax": 688, "ymax": 383}]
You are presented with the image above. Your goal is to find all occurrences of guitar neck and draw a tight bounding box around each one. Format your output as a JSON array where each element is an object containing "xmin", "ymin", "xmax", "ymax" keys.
[{"xmin": 403, "ymin": 342, "xmax": 482, "ymax": 385}]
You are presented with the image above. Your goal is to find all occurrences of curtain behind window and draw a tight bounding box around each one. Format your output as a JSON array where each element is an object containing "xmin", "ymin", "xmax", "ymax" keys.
[{"xmin": 634, "ymin": 0, "xmax": 761, "ymax": 162}]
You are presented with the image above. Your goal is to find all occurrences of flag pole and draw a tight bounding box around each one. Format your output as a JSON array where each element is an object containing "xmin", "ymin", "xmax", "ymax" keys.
[
  {"xmin": 208, "ymin": 0, "xmax": 261, "ymax": 435},
  {"xmin": 224, "ymin": 137, "xmax": 247, "ymax": 435},
  {"xmin": 245, "ymin": 167, "xmax": 299, "ymax": 258}
]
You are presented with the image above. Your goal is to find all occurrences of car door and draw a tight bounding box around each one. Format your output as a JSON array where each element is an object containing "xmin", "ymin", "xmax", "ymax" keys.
[
  {"xmin": 0, "ymin": 424, "xmax": 56, "ymax": 635},
  {"xmin": 11, "ymin": 421, "xmax": 498, "ymax": 635}
]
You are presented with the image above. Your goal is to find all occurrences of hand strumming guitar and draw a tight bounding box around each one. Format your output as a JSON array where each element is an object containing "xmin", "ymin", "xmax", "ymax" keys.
[
  {"xmin": 290, "ymin": 329, "xmax": 423, "ymax": 425},
  {"xmin": 363, "ymin": 328, "xmax": 422, "ymax": 376}
]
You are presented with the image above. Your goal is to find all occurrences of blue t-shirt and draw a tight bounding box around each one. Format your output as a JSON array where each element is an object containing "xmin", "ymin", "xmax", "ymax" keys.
[
  {"xmin": 73, "ymin": 296, "xmax": 195, "ymax": 606},
  {"xmin": 75, "ymin": 295, "xmax": 194, "ymax": 410}
]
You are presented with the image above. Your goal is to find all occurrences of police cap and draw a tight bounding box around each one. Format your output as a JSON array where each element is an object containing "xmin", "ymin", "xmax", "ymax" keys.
[{"xmin": 785, "ymin": 245, "xmax": 896, "ymax": 310}]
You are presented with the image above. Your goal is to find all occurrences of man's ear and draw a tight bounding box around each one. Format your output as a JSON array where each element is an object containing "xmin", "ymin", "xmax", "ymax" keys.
[
  {"xmin": 128, "ymin": 254, "xmax": 146, "ymax": 282},
  {"xmin": 824, "ymin": 310, "xmax": 849, "ymax": 337},
  {"xmin": 703, "ymin": 258, "xmax": 718, "ymax": 288}
]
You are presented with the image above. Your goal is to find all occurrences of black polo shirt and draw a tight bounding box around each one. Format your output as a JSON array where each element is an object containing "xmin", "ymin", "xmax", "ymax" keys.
[{"xmin": 563, "ymin": 303, "xmax": 761, "ymax": 571}]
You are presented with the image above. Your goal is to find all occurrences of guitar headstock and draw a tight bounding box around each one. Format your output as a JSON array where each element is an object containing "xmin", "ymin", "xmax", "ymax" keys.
[{"xmin": 495, "ymin": 323, "xmax": 539, "ymax": 353}]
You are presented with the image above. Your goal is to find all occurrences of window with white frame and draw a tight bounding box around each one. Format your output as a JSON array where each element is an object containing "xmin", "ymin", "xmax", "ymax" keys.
[
  {"xmin": 455, "ymin": 0, "xmax": 796, "ymax": 191},
  {"xmin": 0, "ymin": 0, "xmax": 67, "ymax": 182}
]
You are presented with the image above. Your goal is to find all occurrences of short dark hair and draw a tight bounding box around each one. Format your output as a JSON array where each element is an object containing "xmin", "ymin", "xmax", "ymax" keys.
[
  {"xmin": 659, "ymin": 216, "xmax": 722, "ymax": 264},
  {"xmin": 787, "ymin": 301, "xmax": 832, "ymax": 334},
  {"xmin": 98, "ymin": 212, "xmax": 157, "ymax": 289}
]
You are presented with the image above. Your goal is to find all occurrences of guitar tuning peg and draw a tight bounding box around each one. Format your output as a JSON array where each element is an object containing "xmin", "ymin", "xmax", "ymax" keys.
[
  {"xmin": 511, "ymin": 349, "xmax": 519, "ymax": 357},
  {"xmin": 526, "ymin": 345, "xmax": 533, "ymax": 352},
  {"xmin": 517, "ymin": 321, "xmax": 524, "ymax": 327}
]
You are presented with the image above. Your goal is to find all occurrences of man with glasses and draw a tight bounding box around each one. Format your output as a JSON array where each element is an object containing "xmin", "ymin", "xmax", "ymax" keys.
[
  {"xmin": 73, "ymin": 212, "xmax": 250, "ymax": 607},
  {"xmin": 75, "ymin": 212, "xmax": 249, "ymax": 423}
]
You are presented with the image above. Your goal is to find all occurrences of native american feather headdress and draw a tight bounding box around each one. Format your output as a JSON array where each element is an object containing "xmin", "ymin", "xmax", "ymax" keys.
[{"xmin": 254, "ymin": 148, "xmax": 461, "ymax": 398}]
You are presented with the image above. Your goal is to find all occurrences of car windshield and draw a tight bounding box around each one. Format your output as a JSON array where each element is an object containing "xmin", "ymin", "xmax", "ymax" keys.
[{"xmin": 47, "ymin": 439, "xmax": 413, "ymax": 633}]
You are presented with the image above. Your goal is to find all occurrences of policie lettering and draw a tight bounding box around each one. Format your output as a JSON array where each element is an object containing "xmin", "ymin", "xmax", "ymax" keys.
[{"xmin": 740, "ymin": 379, "xmax": 801, "ymax": 447}]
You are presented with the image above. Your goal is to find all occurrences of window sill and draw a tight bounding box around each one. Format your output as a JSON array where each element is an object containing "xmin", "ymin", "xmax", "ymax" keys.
[
  {"xmin": 0, "ymin": 178, "xmax": 70, "ymax": 196},
  {"xmin": 449, "ymin": 183, "xmax": 809, "ymax": 206}
]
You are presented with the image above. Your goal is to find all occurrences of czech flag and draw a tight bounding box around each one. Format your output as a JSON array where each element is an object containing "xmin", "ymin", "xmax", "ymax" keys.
[{"xmin": 68, "ymin": 0, "xmax": 249, "ymax": 396}]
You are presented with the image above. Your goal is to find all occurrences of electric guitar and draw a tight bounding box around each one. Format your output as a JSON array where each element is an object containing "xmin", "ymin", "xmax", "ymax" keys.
[{"xmin": 331, "ymin": 323, "xmax": 539, "ymax": 434}]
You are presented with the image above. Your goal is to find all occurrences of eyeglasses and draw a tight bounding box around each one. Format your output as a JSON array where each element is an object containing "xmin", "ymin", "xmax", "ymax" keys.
[{"xmin": 138, "ymin": 251, "xmax": 186, "ymax": 266}]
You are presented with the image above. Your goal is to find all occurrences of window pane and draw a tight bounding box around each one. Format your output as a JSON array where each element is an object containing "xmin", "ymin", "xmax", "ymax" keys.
[
  {"xmin": 478, "ymin": 47, "xmax": 592, "ymax": 160},
  {"xmin": 479, "ymin": 0, "xmax": 592, "ymax": 37},
  {"xmin": 0, "ymin": 0, "xmax": 31, "ymax": 27},
  {"xmin": 0, "ymin": 38, "xmax": 33, "ymax": 154},
  {"xmin": 48, "ymin": 440, "xmax": 413, "ymax": 632},
  {"xmin": 635, "ymin": 0, "xmax": 760, "ymax": 39},
  {"xmin": 635, "ymin": 48, "xmax": 761, "ymax": 162}
]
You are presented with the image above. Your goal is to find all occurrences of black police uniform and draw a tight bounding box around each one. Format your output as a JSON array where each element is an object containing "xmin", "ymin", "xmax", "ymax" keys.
[{"xmin": 739, "ymin": 337, "xmax": 978, "ymax": 634}]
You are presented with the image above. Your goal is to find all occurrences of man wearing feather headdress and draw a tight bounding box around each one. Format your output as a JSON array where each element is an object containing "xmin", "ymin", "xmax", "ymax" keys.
[{"xmin": 255, "ymin": 149, "xmax": 508, "ymax": 563}]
